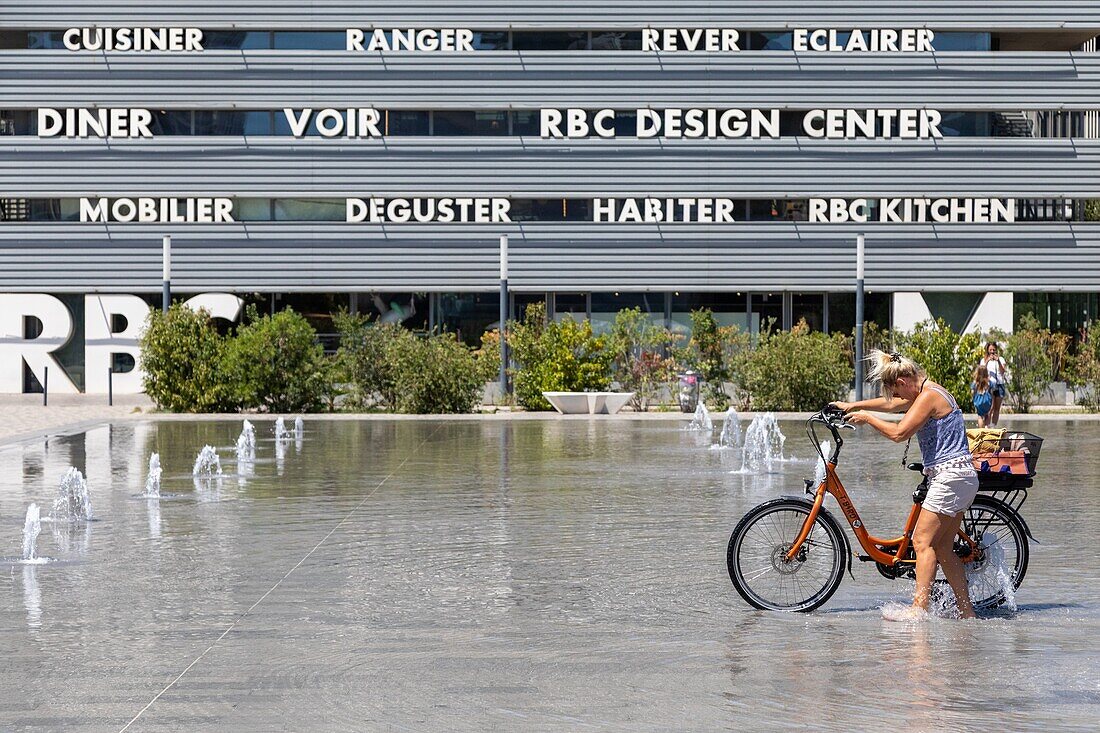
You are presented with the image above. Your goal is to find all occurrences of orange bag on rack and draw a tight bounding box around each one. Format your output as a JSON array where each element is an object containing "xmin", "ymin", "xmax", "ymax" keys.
[{"xmin": 972, "ymin": 450, "xmax": 1030, "ymax": 475}]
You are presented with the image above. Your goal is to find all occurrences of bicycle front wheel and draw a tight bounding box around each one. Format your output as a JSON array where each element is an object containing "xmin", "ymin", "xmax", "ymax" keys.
[{"xmin": 727, "ymin": 498, "xmax": 847, "ymax": 612}]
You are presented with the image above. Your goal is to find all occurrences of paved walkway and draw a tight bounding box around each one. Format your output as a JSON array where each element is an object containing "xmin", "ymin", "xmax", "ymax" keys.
[{"xmin": 0, "ymin": 394, "xmax": 152, "ymax": 446}]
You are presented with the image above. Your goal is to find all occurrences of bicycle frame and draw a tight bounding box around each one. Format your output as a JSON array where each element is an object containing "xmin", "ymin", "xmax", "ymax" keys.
[{"xmin": 784, "ymin": 415, "xmax": 978, "ymax": 566}]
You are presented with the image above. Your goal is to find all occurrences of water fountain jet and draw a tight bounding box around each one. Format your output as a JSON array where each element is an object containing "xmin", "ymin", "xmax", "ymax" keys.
[
  {"xmin": 740, "ymin": 414, "xmax": 786, "ymax": 473},
  {"xmin": 716, "ymin": 407, "xmax": 742, "ymax": 448},
  {"xmin": 143, "ymin": 453, "xmax": 162, "ymax": 498},
  {"xmin": 192, "ymin": 445, "xmax": 222, "ymax": 477},
  {"xmin": 22, "ymin": 503, "xmax": 41, "ymax": 562},
  {"xmin": 687, "ymin": 402, "xmax": 713, "ymax": 432},
  {"xmin": 51, "ymin": 467, "xmax": 92, "ymax": 521}
]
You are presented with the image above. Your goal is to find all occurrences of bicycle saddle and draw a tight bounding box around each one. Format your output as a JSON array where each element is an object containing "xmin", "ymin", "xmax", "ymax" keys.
[{"xmin": 907, "ymin": 462, "xmax": 924, "ymax": 472}]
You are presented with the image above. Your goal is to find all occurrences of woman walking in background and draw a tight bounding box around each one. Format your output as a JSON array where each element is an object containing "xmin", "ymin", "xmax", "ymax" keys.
[
  {"xmin": 972, "ymin": 364, "xmax": 993, "ymax": 428},
  {"xmin": 983, "ymin": 342, "xmax": 1009, "ymax": 426}
]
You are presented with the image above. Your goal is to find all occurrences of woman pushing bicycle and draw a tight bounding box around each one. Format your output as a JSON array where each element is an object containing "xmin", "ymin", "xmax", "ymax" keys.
[{"xmin": 833, "ymin": 350, "xmax": 978, "ymax": 621}]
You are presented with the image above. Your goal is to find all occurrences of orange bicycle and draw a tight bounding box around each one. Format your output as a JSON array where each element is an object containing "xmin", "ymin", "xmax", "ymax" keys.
[{"xmin": 727, "ymin": 406, "xmax": 1035, "ymax": 612}]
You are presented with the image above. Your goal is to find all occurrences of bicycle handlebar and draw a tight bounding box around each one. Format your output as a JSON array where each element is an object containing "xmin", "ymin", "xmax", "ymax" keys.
[{"xmin": 807, "ymin": 405, "xmax": 853, "ymax": 465}]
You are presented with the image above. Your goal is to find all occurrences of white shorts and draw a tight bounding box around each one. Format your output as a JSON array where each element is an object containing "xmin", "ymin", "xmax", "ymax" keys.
[{"xmin": 922, "ymin": 458, "xmax": 979, "ymax": 517}]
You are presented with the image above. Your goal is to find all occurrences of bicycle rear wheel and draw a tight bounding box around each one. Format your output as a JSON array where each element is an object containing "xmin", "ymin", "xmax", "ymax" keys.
[
  {"xmin": 727, "ymin": 498, "xmax": 847, "ymax": 612},
  {"xmin": 962, "ymin": 495, "xmax": 1030, "ymax": 610}
]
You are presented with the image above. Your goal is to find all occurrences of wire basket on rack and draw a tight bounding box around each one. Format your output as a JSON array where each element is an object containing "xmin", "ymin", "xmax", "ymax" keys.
[{"xmin": 971, "ymin": 431, "xmax": 1043, "ymax": 477}]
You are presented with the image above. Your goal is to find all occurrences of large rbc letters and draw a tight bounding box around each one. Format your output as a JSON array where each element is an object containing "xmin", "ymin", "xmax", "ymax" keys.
[{"xmin": 0, "ymin": 293, "xmax": 243, "ymax": 394}]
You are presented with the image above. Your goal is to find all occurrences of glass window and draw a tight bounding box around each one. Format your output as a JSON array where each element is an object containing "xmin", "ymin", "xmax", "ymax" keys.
[
  {"xmin": 273, "ymin": 199, "xmax": 345, "ymax": 221},
  {"xmin": 670, "ymin": 292, "xmax": 751, "ymax": 336},
  {"xmin": 386, "ymin": 110, "xmax": 430, "ymax": 136},
  {"xmin": 438, "ymin": 293, "xmax": 498, "ymax": 344},
  {"xmin": 791, "ymin": 294, "xmax": 825, "ymax": 331},
  {"xmin": 148, "ymin": 111, "xmax": 193, "ymax": 136},
  {"xmin": 194, "ymin": 111, "xmax": 272, "ymax": 135},
  {"xmin": 26, "ymin": 31, "xmax": 66, "ymax": 49},
  {"xmin": 512, "ymin": 31, "xmax": 588, "ymax": 51},
  {"xmin": 554, "ymin": 294, "xmax": 588, "ymax": 321},
  {"xmin": 203, "ymin": 31, "xmax": 272, "ymax": 50},
  {"xmin": 273, "ymin": 31, "xmax": 346, "ymax": 50},
  {"xmin": 754, "ymin": 294, "xmax": 783, "ymax": 332},
  {"xmin": 235, "ymin": 198, "xmax": 273, "ymax": 221},
  {"xmin": 0, "ymin": 31, "xmax": 24, "ymax": 49},
  {"xmin": 512, "ymin": 293, "xmax": 546, "ymax": 322},
  {"xmin": 612, "ymin": 110, "xmax": 637, "ymax": 137},
  {"xmin": 591, "ymin": 31, "xmax": 643, "ymax": 51},
  {"xmin": 590, "ymin": 292, "xmax": 663, "ymax": 334},
  {"xmin": 564, "ymin": 199, "xmax": 591, "ymax": 221},
  {"xmin": 512, "ymin": 110, "xmax": 541, "ymax": 136},
  {"xmin": 471, "ymin": 31, "xmax": 509, "ymax": 50},
  {"xmin": 748, "ymin": 32, "xmax": 793, "ymax": 50},
  {"xmin": 0, "ymin": 110, "xmax": 35, "ymax": 135},
  {"xmin": 433, "ymin": 110, "xmax": 508, "ymax": 135},
  {"xmin": 280, "ymin": 294, "xmax": 352, "ymax": 342},
  {"xmin": 933, "ymin": 32, "xmax": 991, "ymax": 52},
  {"xmin": 940, "ymin": 112, "xmax": 992, "ymax": 137}
]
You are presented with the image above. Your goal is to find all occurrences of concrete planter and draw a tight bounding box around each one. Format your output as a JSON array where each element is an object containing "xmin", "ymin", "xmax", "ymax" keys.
[{"xmin": 543, "ymin": 392, "xmax": 635, "ymax": 415}]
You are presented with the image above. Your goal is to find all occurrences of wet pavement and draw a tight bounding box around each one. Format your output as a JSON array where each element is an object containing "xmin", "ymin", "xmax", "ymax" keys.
[{"xmin": 0, "ymin": 418, "xmax": 1097, "ymax": 731}]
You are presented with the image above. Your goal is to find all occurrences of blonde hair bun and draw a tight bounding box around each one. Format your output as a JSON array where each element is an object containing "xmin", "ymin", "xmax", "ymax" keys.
[{"xmin": 866, "ymin": 349, "xmax": 924, "ymax": 398}]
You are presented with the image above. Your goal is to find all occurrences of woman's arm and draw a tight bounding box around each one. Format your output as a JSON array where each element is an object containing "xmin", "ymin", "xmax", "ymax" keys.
[
  {"xmin": 845, "ymin": 392, "xmax": 937, "ymax": 443},
  {"xmin": 832, "ymin": 396, "xmax": 913, "ymax": 414}
]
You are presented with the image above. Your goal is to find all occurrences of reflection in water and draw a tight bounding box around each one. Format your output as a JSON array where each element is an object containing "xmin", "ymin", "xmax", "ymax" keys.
[
  {"xmin": 0, "ymin": 418, "xmax": 1095, "ymax": 731},
  {"xmin": 22, "ymin": 564, "xmax": 42, "ymax": 630},
  {"xmin": 147, "ymin": 497, "xmax": 161, "ymax": 539}
]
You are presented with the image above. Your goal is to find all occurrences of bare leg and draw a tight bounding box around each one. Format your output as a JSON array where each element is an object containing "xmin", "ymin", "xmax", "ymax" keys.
[
  {"xmin": 910, "ymin": 509, "xmax": 942, "ymax": 611},
  {"xmin": 990, "ymin": 394, "xmax": 1002, "ymax": 426},
  {"xmin": 977, "ymin": 413, "xmax": 987, "ymax": 428},
  {"xmin": 933, "ymin": 514, "xmax": 977, "ymax": 619}
]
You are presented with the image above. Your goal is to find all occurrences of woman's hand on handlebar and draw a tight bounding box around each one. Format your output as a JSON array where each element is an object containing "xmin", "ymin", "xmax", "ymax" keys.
[
  {"xmin": 843, "ymin": 412, "xmax": 870, "ymax": 426},
  {"xmin": 830, "ymin": 401, "xmax": 853, "ymax": 413}
]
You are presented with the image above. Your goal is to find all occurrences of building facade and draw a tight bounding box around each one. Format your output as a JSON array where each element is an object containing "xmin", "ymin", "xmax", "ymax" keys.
[{"xmin": 1, "ymin": 2, "xmax": 1099, "ymax": 392}]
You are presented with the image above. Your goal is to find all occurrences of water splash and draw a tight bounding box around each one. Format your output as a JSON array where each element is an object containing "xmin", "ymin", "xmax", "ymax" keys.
[
  {"xmin": 715, "ymin": 407, "xmax": 742, "ymax": 448},
  {"xmin": 740, "ymin": 414, "xmax": 786, "ymax": 473},
  {"xmin": 236, "ymin": 420, "xmax": 256, "ymax": 461},
  {"xmin": 294, "ymin": 416, "xmax": 304, "ymax": 453},
  {"xmin": 22, "ymin": 503, "xmax": 41, "ymax": 561},
  {"xmin": 51, "ymin": 467, "xmax": 93, "ymax": 521},
  {"xmin": 274, "ymin": 417, "xmax": 288, "ymax": 441},
  {"xmin": 811, "ymin": 440, "xmax": 831, "ymax": 488},
  {"xmin": 192, "ymin": 445, "xmax": 222, "ymax": 477},
  {"xmin": 686, "ymin": 403, "xmax": 713, "ymax": 432},
  {"xmin": 143, "ymin": 453, "xmax": 162, "ymax": 498}
]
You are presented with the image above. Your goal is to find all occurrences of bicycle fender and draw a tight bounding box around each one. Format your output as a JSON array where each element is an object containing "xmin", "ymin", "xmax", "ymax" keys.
[
  {"xmin": 780, "ymin": 495, "xmax": 855, "ymax": 579},
  {"xmin": 972, "ymin": 494, "xmax": 1038, "ymax": 544}
]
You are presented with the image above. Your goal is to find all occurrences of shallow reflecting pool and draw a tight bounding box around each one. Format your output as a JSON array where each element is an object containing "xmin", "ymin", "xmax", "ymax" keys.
[{"xmin": 0, "ymin": 417, "xmax": 1097, "ymax": 731}]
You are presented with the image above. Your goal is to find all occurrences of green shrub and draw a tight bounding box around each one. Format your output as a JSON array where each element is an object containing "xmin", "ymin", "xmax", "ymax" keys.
[
  {"xmin": 740, "ymin": 320, "xmax": 853, "ymax": 411},
  {"xmin": 607, "ymin": 308, "xmax": 680, "ymax": 410},
  {"xmin": 391, "ymin": 331, "xmax": 484, "ymax": 413},
  {"xmin": 334, "ymin": 314, "xmax": 411, "ymax": 410},
  {"xmin": 892, "ymin": 319, "xmax": 983, "ymax": 411},
  {"xmin": 223, "ymin": 306, "xmax": 333, "ymax": 413},
  {"xmin": 507, "ymin": 302, "xmax": 611, "ymax": 411},
  {"xmin": 992, "ymin": 314, "xmax": 1055, "ymax": 414},
  {"xmin": 140, "ymin": 304, "xmax": 234, "ymax": 412},
  {"xmin": 335, "ymin": 313, "xmax": 484, "ymax": 413},
  {"xmin": 1069, "ymin": 321, "xmax": 1100, "ymax": 412},
  {"xmin": 673, "ymin": 309, "xmax": 738, "ymax": 410}
]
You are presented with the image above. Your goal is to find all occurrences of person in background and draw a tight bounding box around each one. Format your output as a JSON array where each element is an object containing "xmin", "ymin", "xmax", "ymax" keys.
[
  {"xmin": 971, "ymin": 364, "xmax": 993, "ymax": 428},
  {"xmin": 983, "ymin": 342, "xmax": 1009, "ymax": 426}
]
